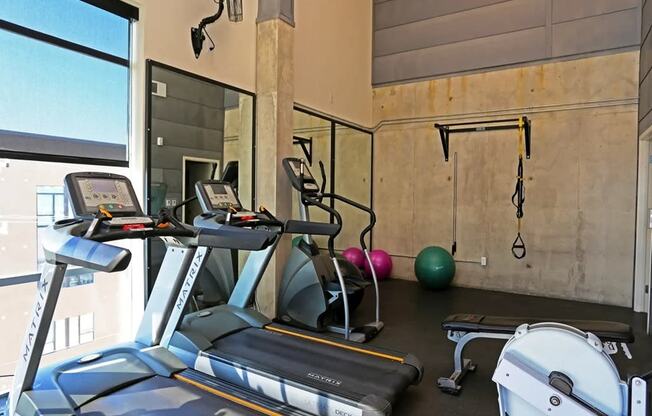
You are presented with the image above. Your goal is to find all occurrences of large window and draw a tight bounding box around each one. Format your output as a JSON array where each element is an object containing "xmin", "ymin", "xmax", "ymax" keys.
[
  {"xmin": 0, "ymin": 0, "xmax": 138, "ymax": 395},
  {"xmin": 0, "ymin": 0, "xmax": 138, "ymax": 165}
]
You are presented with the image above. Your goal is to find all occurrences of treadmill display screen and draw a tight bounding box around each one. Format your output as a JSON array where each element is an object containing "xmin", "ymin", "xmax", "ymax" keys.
[
  {"xmin": 78, "ymin": 178, "xmax": 136, "ymax": 213},
  {"xmin": 203, "ymin": 183, "xmax": 241, "ymax": 210}
]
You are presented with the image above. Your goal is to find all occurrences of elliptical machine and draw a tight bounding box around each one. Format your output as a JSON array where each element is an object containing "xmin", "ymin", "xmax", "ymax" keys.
[
  {"xmin": 277, "ymin": 157, "xmax": 383, "ymax": 343},
  {"xmin": 492, "ymin": 322, "xmax": 649, "ymax": 415}
]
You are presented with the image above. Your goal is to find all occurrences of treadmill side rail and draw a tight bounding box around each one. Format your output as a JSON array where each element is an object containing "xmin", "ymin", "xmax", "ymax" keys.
[
  {"xmin": 10, "ymin": 263, "xmax": 67, "ymax": 416},
  {"xmin": 160, "ymin": 246, "xmax": 212, "ymax": 348},
  {"xmin": 136, "ymin": 246, "xmax": 195, "ymax": 347}
]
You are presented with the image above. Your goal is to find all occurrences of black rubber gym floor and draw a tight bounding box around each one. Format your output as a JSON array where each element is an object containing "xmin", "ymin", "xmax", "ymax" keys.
[{"xmin": 354, "ymin": 279, "xmax": 650, "ymax": 416}]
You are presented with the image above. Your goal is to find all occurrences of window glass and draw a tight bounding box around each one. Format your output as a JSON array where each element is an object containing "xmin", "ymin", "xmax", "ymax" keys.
[
  {"xmin": 68, "ymin": 315, "xmax": 80, "ymax": 347},
  {"xmin": 0, "ymin": 0, "xmax": 130, "ymax": 58},
  {"xmin": 0, "ymin": 1, "xmax": 134, "ymax": 395},
  {"xmin": 0, "ymin": 29, "xmax": 129, "ymax": 161},
  {"xmin": 54, "ymin": 319, "xmax": 66, "ymax": 351},
  {"xmin": 0, "ymin": 159, "xmax": 132, "ymax": 395}
]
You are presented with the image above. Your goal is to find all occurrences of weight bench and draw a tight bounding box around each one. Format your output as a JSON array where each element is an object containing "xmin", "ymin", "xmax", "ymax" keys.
[{"xmin": 438, "ymin": 313, "xmax": 635, "ymax": 395}]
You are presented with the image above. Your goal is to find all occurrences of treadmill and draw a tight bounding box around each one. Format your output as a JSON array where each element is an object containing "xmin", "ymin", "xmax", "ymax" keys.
[
  {"xmin": 1, "ymin": 172, "xmax": 310, "ymax": 416},
  {"xmin": 160, "ymin": 178, "xmax": 423, "ymax": 416}
]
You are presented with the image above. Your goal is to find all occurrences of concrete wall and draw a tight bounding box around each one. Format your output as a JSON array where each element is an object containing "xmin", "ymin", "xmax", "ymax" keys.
[
  {"xmin": 294, "ymin": 0, "xmax": 373, "ymax": 127},
  {"xmin": 373, "ymin": 0, "xmax": 641, "ymax": 85},
  {"xmin": 372, "ymin": 51, "xmax": 639, "ymax": 306}
]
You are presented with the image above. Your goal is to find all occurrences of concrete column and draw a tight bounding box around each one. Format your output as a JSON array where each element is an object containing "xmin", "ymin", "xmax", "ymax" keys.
[{"xmin": 254, "ymin": 1, "xmax": 294, "ymax": 317}]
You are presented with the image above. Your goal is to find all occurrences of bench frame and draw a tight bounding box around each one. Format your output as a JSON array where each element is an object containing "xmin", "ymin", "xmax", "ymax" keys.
[{"xmin": 437, "ymin": 329, "xmax": 630, "ymax": 395}]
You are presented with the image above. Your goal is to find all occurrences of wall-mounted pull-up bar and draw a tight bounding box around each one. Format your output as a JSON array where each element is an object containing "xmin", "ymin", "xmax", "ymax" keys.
[
  {"xmin": 433, "ymin": 116, "xmax": 532, "ymax": 260},
  {"xmin": 434, "ymin": 117, "xmax": 531, "ymax": 161}
]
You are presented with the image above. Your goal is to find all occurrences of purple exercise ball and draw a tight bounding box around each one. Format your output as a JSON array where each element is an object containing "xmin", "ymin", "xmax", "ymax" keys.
[
  {"xmin": 342, "ymin": 247, "xmax": 365, "ymax": 269},
  {"xmin": 363, "ymin": 249, "xmax": 393, "ymax": 281}
]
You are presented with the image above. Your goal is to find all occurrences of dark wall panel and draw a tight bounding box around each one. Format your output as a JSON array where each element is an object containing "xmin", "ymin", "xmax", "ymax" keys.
[
  {"xmin": 552, "ymin": 0, "xmax": 639, "ymax": 23},
  {"xmin": 374, "ymin": 27, "xmax": 547, "ymax": 84},
  {"xmin": 374, "ymin": 0, "xmax": 546, "ymax": 58},
  {"xmin": 552, "ymin": 8, "xmax": 641, "ymax": 57},
  {"xmin": 374, "ymin": 0, "xmax": 505, "ymax": 30},
  {"xmin": 374, "ymin": 0, "xmax": 642, "ymax": 85},
  {"xmin": 643, "ymin": 0, "xmax": 652, "ymax": 48}
]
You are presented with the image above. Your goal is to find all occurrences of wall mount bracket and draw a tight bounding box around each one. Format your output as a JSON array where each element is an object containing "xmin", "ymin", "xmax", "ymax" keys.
[{"xmin": 293, "ymin": 136, "xmax": 313, "ymax": 166}]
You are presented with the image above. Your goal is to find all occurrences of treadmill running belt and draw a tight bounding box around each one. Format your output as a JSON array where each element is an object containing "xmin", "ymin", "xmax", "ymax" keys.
[
  {"xmin": 211, "ymin": 328, "xmax": 419, "ymax": 404},
  {"xmin": 80, "ymin": 375, "xmax": 272, "ymax": 415}
]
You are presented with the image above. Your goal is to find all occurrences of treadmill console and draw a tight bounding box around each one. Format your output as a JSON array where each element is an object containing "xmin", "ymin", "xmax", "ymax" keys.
[
  {"xmin": 195, "ymin": 180, "xmax": 243, "ymax": 213},
  {"xmin": 64, "ymin": 172, "xmax": 149, "ymax": 225},
  {"xmin": 282, "ymin": 157, "xmax": 320, "ymax": 193}
]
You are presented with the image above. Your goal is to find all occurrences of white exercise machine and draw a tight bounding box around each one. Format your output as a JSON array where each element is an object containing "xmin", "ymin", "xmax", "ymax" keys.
[{"xmin": 492, "ymin": 322, "xmax": 649, "ymax": 415}]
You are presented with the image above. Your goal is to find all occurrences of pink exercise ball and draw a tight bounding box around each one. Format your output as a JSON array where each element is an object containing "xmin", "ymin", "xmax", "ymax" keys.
[
  {"xmin": 342, "ymin": 247, "xmax": 365, "ymax": 269},
  {"xmin": 363, "ymin": 249, "xmax": 393, "ymax": 281}
]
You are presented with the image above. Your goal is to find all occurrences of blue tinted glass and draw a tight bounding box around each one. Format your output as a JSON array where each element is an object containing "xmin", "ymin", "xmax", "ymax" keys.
[
  {"xmin": 0, "ymin": 0, "xmax": 129, "ymax": 58},
  {"xmin": 0, "ymin": 29, "xmax": 128, "ymax": 148}
]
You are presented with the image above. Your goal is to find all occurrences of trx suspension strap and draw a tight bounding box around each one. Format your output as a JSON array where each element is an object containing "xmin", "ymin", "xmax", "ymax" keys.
[{"xmin": 511, "ymin": 117, "xmax": 526, "ymax": 259}]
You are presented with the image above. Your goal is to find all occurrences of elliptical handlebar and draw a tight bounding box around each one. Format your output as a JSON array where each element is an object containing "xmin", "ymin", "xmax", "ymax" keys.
[
  {"xmin": 320, "ymin": 192, "xmax": 376, "ymax": 251},
  {"xmin": 300, "ymin": 193, "xmax": 342, "ymax": 258},
  {"xmin": 318, "ymin": 160, "xmax": 327, "ymax": 196},
  {"xmin": 313, "ymin": 160, "xmax": 375, "ymax": 250},
  {"xmin": 172, "ymin": 196, "xmax": 198, "ymax": 223}
]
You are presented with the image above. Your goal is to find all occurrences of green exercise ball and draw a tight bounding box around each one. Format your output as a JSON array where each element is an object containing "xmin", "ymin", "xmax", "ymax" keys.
[
  {"xmin": 292, "ymin": 236, "xmax": 303, "ymax": 247},
  {"xmin": 414, "ymin": 246, "xmax": 455, "ymax": 290}
]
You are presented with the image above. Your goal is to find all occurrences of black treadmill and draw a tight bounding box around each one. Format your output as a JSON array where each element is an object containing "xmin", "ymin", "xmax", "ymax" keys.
[
  {"xmin": 161, "ymin": 179, "xmax": 423, "ymax": 416},
  {"xmin": 1, "ymin": 172, "xmax": 309, "ymax": 416}
]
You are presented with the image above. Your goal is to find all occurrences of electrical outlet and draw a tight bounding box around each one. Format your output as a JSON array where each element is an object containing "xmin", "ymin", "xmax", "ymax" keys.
[
  {"xmin": 165, "ymin": 199, "xmax": 177, "ymax": 207},
  {"xmin": 480, "ymin": 256, "xmax": 487, "ymax": 267}
]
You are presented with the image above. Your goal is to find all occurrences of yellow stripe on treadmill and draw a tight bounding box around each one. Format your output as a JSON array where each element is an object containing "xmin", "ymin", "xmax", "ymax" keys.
[
  {"xmin": 174, "ymin": 374, "xmax": 282, "ymax": 416},
  {"xmin": 265, "ymin": 325, "xmax": 405, "ymax": 363}
]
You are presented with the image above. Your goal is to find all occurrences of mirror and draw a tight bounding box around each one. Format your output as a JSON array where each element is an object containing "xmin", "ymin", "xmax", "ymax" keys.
[{"xmin": 146, "ymin": 62, "xmax": 254, "ymax": 295}]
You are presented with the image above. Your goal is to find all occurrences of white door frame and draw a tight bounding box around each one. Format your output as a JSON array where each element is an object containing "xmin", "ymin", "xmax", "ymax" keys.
[{"xmin": 181, "ymin": 156, "xmax": 221, "ymax": 221}]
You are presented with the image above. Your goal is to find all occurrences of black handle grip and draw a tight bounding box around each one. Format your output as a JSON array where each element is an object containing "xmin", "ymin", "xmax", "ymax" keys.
[{"xmin": 320, "ymin": 192, "xmax": 376, "ymax": 250}]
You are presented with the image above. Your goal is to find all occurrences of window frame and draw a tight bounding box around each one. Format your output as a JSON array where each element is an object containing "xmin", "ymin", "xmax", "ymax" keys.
[{"xmin": 0, "ymin": 0, "xmax": 137, "ymax": 167}]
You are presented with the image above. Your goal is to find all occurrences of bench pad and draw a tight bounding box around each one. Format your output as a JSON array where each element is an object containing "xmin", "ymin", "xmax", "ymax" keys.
[{"xmin": 442, "ymin": 314, "xmax": 634, "ymax": 343}]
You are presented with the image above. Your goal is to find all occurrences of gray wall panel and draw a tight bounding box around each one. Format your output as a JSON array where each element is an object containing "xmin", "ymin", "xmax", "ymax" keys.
[
  {"xmin": 151, "ymin": 119, "xmax": 224, "ymax": 150},
  {"xmin": 552, "ymin": 8, "xmax": 641, "ymax": 57},
  {"xmin": 373, "ymin": 27, "xmax": 547, "ymax": 84},
  {"xmin": 641, "ymin": 29, "xmax": 652, "ymax": 81},
  {"xmin": 152, "ymin": 96, "xmax": 225, "ymax": 130},
  {"xmin": 643, "ymin": 0, "xmax": 652, "ymax": 45},
  {"xmin": 552, "ymin": 0, "xmax": 640, "ymax": 23},
  {"xmin": 374, "ymin": 0, "xmax": 506, "ymax": 30},
  {"xmin": 374, "ymin": 0, "xmax": 642, "ymax": 85},
  {"xmin": 374, "ymin": 0, "xmax": 546, "ymax": 57},
  {"xmin": 151, "ymin": 69, "xmax": 226, "ymax": 108}
]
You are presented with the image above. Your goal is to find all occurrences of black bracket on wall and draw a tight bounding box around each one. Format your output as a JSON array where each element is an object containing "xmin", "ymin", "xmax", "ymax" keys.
[
  {"xmin": 293, "ymin": 136, "xmax": 313, "ymax": 166},
  {"xmin": 434, "ymin": 117, "xmax": 531, "ymax": 161}
]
